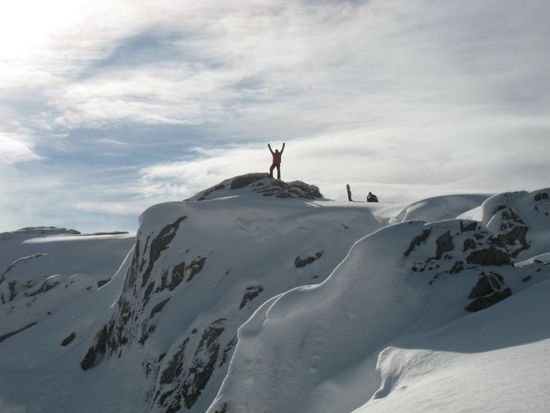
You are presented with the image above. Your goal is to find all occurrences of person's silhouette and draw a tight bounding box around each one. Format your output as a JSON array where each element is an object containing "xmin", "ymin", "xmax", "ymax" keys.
[{"xmin": 268, "ymin": 143, "xmax": 285, "ymax": 180}]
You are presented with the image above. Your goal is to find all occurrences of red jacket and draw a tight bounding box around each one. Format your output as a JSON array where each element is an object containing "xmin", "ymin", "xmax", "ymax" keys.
[{"xmin": 269, "ymin": 143, "xmax": 285, "ymax": 164}]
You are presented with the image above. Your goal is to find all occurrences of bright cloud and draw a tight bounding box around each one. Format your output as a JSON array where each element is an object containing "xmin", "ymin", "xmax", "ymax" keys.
[
  {"xmin": 0, "ymin": 133, "xmax": 40, "ymax": 164},
  {"xmin": 0, "ymin": 0, "xmax": 549, "ymax": 231}
]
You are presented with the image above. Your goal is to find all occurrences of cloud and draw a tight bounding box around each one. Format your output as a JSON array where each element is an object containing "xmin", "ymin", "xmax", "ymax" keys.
[
  {"xmin": 140, "ymin": 127, "xmax": 550, "ymax": 203},
  {"xmin": 0, "ymin": 0, "xmax": 549, "ymax": 231},
  {"xmin": 0, "ymin": 133, "xmax": 40, "ymax": 164}
]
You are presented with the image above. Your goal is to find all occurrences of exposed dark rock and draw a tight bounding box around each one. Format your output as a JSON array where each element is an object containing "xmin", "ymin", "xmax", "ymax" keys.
[
  {"xmin": 239, "ymin": 285, "xmax": 264, "ymax": 309},
  {"xmin": 0, "ymin": 322, "xmax": 37, "ymax": 344},
  {"xmin": 61, "ymin": 332, "xmax": 76, "ymax": 347},
  {"xmin": 465, "ymin": 288, "xmax": 512, "ymax": 312},
  {"xmin": 81, "ymin": 325, "xmax": 107, "ymax": 370},
  {"xmin": 493, "ymin": 205, "xmax": 507, "ymax": 214},
  {"xmin": 460, "ymin": 221, "xmax": 478, "ymax": 232},
  {"xmin": 295, "ymin": 250, "xmax": 324, "ymax": 268},
  {"xmin": 168, "ymin": 261, "xmax": 186, "ymax": 291},
  {"xmin": 492, "ymin": 226, "xmax": 529, "ymax": 258},
  {"xmin": 154, "ymin": 319, "xmax": 228, "ymax": 411},
  {"xmin": 160, "ymin": 339, "xmax": 189, "ymax": 384},
  {"xmin": 286, "ymin": 181, "xmax": 323, "ymax": 199},
  {"xmin": 143, "ymin": 282, "xmax": 155, "ymax": 307},
  {"xmin": 97, "ymin": 279, "xmax": 111, "ymax": 288},
  {"xmin": 81, "ymin": 297, "xmax": 134, "ymax": 370},
  {"xmin": 465, "ymin": 271, "xmax": 511, "ymax": 312},
  {"xmin": 435, "ymin": 231, "xmax": 454, "ymax": 259},
  {"xmin": 463, "ymin": 239, "xmax": 476, "ymax": 252},
  {"xmin": 501, "ymin": 208, "xmax": 525, "ymax": 225},
  {"xmin": 522, "ymin": 275, "xmax": 532, "ymax": 283},
  {"xmin": 194, "ymin": 184, "xmax": 226, "ymax": 201},
  {"xmin": 156, "ymin": 270, "xmax": 169, "ymax": 292},
  {"xmin": 179, "ymin": 320, "xmax": 225, "ymax": 409},
  {"xmin": 449, "ymin": 261, "xmax": 464, "ymax": 274},
  {"xmin": 230, "ymin": 173, "xmax": 270, "ymax": 190},
  {"xmin": 8, "ymin": 280, "xmax": 17, "ymax": 301},
  {"xmin": 25, "ymin": 278, "xmax": 61, "ymax": 297},
  {"xmin": 150, "ymin": 298, "xmax": 170, "ymax": 318},
  {"xmin": 404, "ymin": 229, "xmax": 432, "ymax": 257},
  {"xmin": 187, "ymin": 257, "xmax": 207, "ymax": 282},
  {"xmin": 142, "ymin": 216, "xmax": 187, "ymax": 288},
  {"xmin": 534, "ymin": 191, "xmax": 549, "ymax": 201},
  {"xmin": 139, "ymin": 236, "xmax": 150, "ymax": 272},
  {"xmin": 466, "ymin": 247, "xmax": 512, "ymax": 266},
  {"xmin": 219, "ymin": 336, "xmax": 237, "ymax": 367},
  {"xmin": 189, "ymin": 174, "xmax": 324, "ymax": 200},
  {"xmin": 468, "ymin": 272, "xmax": 504, "ymax": 299}
]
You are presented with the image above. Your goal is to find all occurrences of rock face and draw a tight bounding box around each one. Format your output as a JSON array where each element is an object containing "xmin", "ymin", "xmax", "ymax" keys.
[
  {"xmin": 465, "ymin": 272, "xmax": 512, "ymax": 312},
  {"xmin": 81, "ymin": 216, "xmax": 190, "ymax": 370},
  {"xmin": 402, "ymin": 189, "xmax": 550, "ymax": 312},
  {"xmin": 187, "ymin": 173, "xmax": 324, "ymax": 201},
  {"xmin": 402, "ymin": 218, "xmax": 517, "ymax": 311}
]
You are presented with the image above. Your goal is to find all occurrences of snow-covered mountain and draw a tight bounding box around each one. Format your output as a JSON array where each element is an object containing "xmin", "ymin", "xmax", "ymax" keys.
[
  {"xmin": 1, "ymin": 174, "xmax": 548, "ymax": 413},
  {"xmin": 0, "ymin": 227, "xmax": 134, "ymax": 341}
]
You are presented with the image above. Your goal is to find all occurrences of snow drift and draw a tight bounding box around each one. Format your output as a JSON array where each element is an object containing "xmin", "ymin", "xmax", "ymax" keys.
[
  {"xmin": 208, "ymin": 189, "xmax": 550, "ymax": 413},
  {"xmin": 1, "ymin": 176, "xmax": 549, "ymax": 413},
  {"xmin": 0, "ymin": 227, "xmax": 134, "ymax": 339}
]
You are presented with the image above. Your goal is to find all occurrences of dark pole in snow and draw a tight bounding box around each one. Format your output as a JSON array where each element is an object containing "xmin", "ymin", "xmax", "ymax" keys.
[{"xmin": 346, "ymin": 184, "xmax": 353, "ymax": 202}]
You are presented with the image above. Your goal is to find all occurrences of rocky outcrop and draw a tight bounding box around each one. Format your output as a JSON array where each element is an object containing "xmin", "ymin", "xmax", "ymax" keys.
[
  {"xmin": 466, "ymin": 272, "xmax": 512, "ymax": 312},
  {"xmin": 404, "ymin": 190, "xmax": 550, "ymax": 312},
  {"xmin": 187, "ymin": 173, "xmax": 324, "ymax": 201},
  {"xmin": 295, "ymin": 250, "xmax": 324, "ymax": 268},
  {"xmin": 404, "ymin": 229, "xmax": 432, "ymax": 257},
  {"xmin": 153, "ymin": 319, "xmax": 230, "ymax": 411},
  {"xmin": 61, "ymin": 332, "xmax": 76, "ymax": 347},
  {"xmin": 81, "ymin": 216, "xmax": 192, "ymax": 370},
  {"xmin": 239, "ymin": 286, "xmax": 264, "ymax": 309},
  {"xmin": 403, "ymin": 219, "xmax": 518, "ymax": 309},
  {"xmin": 0, "ymin": 322, "xmax": 37, "ymax": 344}
]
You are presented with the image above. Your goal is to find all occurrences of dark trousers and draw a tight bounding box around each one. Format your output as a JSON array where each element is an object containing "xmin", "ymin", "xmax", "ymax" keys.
[{"xmin": 270, "ymin": 163, "xmax": 281, "ymax": 179}]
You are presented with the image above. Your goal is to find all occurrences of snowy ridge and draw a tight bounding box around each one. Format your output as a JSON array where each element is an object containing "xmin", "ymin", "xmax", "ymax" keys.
[
  {"xmin": 208, "ymin": 189, "xmax": 550, "ymax": 413},
  {"xmin": 75, "ymin": 174, "xmax": 391, "ymax": 412},
  {"xmin": 389, "ymin": 193, "xmax": 490, "ymax": 224},
  {"xmin": 1, "ymin": 181, "xmax": 549, "ymax": 413},
  {"xmin": 0, "ymin": 228, "xmax": 134, "ymax": 338}
]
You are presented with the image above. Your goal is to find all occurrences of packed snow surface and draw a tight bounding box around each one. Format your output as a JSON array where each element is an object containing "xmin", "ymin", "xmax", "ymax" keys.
[{"xmin": 1, "ymin": 176, "xmax": 549, "ymax": 413}]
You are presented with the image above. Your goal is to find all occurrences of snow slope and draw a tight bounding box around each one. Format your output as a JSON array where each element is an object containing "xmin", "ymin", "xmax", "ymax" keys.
[
  {"xmin": 0, "ymin": 174, "xmax": 403, "ymax": 413},
  {"xmin": 1, "ymin": 177, "xmax": 548, "ymax": 413},
  {"xmin": 0, "ymin": 227, "xmax": 134, "ymax": 338},
  {"xmin": 390, "ymin": 194, "xmax": 490, "ymax": 224},
  {"xmin": 208, "ymin": 189, "xmax": 550, "ymax": 413}
]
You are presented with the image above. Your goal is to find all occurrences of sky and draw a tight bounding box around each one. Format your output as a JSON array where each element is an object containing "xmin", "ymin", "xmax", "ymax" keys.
[{"xmin": 1, "ymin": 0, "xmax": 549, "ymax": 233}]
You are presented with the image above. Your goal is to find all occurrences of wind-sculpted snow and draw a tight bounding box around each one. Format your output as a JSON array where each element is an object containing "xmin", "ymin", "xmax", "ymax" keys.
[
  {"xmin": 2, "ymin": 185, "xmax": 549, "ymax": 413},
  {"xmin": 0, "ymin": 228, "xmax": 134, "ymax": 338},
  {"xmin": 208, "ymin": 189, "xmax": 550, "ymax": 413},
  {"xmin": 390, "ymin": 194, "xmax": 490, "ymax": 224},
  {"xmin": 77, "ymin": 179, "xmax": 384, "ymax": 413}
]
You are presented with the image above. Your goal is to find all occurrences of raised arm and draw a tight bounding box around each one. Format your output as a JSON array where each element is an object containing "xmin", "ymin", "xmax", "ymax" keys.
[
  {"xmin": 268, "ymin": 144, "xmax": 274, "ymax": 154},
  {"xmin": 280, "ymin": 142, "xmax": 286, "ymax": 154}
]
